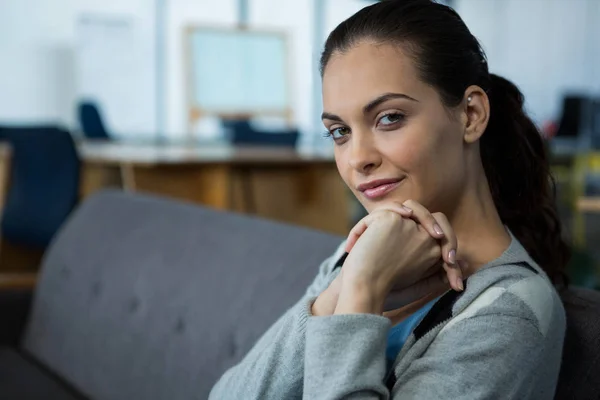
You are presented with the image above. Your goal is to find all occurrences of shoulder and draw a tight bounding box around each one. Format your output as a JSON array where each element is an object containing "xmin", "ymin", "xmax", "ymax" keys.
[{"xmin": 452, "ymin": 263, "xmax": 566, "ymax": 338}]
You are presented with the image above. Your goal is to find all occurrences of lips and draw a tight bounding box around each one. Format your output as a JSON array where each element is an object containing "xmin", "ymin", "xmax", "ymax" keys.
[{"xmin": 357, "ymin": 178, "xmax": 403, "ymax": 200}]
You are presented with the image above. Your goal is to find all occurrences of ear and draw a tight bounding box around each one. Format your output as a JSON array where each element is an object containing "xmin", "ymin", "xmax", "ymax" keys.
[{"xmin": 462, "ymin": 85, "xmax": 490, "ymax": 144}]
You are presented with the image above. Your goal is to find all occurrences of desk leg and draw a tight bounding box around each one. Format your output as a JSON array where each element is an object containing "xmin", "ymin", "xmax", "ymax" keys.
[
  {"xmin": 120, "ymin": 163, "xmax": 137, "ymax": 192},
  {"xmin": 80, "ymin": 163, "xmax": 122, "ymax": 199}
]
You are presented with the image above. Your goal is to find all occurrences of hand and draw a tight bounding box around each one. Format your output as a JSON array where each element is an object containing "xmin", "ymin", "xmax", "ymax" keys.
[
  {"xmin": 312, "ymin": 262, "xmax": 457, "ymax": 317},
  {"xmin": 335, "ymin": 200, "xmax": 463, "ymax": 315},
  {"xmin": 345, "ymin": 200, "xmax": 463, "ymax": 291}
]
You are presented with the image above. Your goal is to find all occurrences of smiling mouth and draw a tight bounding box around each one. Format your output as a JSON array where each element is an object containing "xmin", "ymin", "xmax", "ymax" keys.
[{"xmin": 360, "ymin": 179, "xmax": 403, "ymax": 200}]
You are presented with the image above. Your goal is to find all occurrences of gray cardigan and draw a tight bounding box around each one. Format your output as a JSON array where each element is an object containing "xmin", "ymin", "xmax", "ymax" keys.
[{"xmin": 209, "ymin": 235, "xmax": 566, "ymax": 399}]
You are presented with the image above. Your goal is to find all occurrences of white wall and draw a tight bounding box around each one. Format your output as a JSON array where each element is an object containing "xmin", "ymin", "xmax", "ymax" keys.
[
  {"xmin": 0, "ymin": 0, "xmax": 156, "ymax": 135},
  {"xmin": 456, "ymin": 0, "xmax": 600, "ymax": 124},
  {"xmin": 324, "ymin": 0, "xmax": 375, "ymax": 37},
  {"xmin": 0, "ymin": 0, "xmax": 379, "ymax": 141},
  {"xmin": 0, "ymin": 0, "xmax": 75, "ymax": 125},
  {"xmin": 75, "ymin": 0, "xmax": 157, "ymax": 139},
  {"xmin": 3, "ymin": 0, "xmax": 597, "ymax": 137}
]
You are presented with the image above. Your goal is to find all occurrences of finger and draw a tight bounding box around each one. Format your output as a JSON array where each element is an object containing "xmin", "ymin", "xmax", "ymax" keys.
[
  {"xmin": 442, "ymin": 261, "xmax": 464, "ymax": 292},
  {"xmin": 431, "ymin": 212, "xmax": 458, "ymax": 267},
  {"xmin": 345, "ymin": 205, "xmax": 412, "ymax": 252},
  {"xmin": 372, "ymin": 202, "xmax": 414, "ymax": 218},
  {"xmin": 402, "ymin": 200, "xmax": 444, "ymax": 239},
  {"xmin": 345, "ymin": 217, "xmax": 369, "ymax": 252},
  {"xmin": 422, "ymin": 259, "xmax": 462, "ymax": 293},
  {"xmin": 401, "ymin": 202, "xmax": 462, "ymax": 290}
]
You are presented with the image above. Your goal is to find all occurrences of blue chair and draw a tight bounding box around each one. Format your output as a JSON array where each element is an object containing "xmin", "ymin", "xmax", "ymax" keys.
[
  {"xmin": 78, "ymin": 101, "xmax": 111, "ymax": 140},
  {"xmin": 590, "ymin": 98, "xmax": 600, "ymax": 149},
  {"xmin": 224, "ymin": 120, "xmax": 299, "ymax": 147},
  {"xmin": 0, "ymin": 126, "xmax": 80, "ymax": 249}
]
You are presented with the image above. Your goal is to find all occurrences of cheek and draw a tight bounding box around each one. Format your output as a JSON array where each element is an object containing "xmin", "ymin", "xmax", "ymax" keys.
[
  {"xmin": 334, "ymin": 146, "xmax": 352, "ymax": 186},
  {"xmin": 384, "ymin": 122, "xmax": 461, "ymax": 196},
  {"xmin": 382, "ymin": 130, "xmax": 430, "ymax": 172}
]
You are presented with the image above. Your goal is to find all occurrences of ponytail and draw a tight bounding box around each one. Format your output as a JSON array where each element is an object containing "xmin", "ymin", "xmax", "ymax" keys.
[{"xmin": 482, "ymin": 74, "xmax": 569, "ymax": 285}]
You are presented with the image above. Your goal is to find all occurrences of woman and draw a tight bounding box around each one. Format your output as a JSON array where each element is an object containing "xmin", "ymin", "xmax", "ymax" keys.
[{"xmin": 210, "ymin": 0, "xmax": 568, "ymax": 398}]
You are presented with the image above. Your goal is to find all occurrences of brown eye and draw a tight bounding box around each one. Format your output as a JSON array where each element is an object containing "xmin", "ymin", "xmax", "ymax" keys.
[{"xmin": 329, "ymin": 126, "xmax": 351, "ymax": 139}]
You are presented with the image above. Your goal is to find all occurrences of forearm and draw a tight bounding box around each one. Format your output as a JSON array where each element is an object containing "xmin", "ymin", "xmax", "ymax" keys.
[
  {"xmin": 209, "ymin": 297, "xmax": 313, "ymax": 400},
  {"xmin": 334, "ymin": 280, "xmax": 386, "ymax": 316},
  {"xmin": 304, "ymin": 313, "xmax": 391, "ymax": 399}
]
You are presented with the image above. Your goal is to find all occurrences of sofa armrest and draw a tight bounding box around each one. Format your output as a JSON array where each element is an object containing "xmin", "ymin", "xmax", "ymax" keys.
[{"xmin": 0, "ymin": 273, "xmax": 36, "ymax": 346}]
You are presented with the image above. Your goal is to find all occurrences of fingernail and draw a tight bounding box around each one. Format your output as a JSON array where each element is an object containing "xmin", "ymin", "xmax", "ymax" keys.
[
  {"xmin": 448, "ymin": 249, "xmax": 456, "ymax": 264},
  {"xmin": 433, "ymin": 223, "xmax": 444, "ymax": 236},
  {"xmin": 402, "ymin": 206, "xmax": 412, "ymax": 213},
  {"xmin": 455, "ymin": 278, "xmax": 464, "ymax": 291}
]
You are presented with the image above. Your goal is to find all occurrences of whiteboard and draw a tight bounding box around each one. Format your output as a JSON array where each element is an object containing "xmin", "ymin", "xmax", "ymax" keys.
[{"xmin": 188, "ymin": 28, "xmax": 289, "ymax": 114}]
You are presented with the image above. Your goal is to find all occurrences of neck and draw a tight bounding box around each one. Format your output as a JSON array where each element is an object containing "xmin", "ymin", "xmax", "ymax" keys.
[{"xmin": 447, "ymin": 175, "xmax": 511, "ymax": 277}]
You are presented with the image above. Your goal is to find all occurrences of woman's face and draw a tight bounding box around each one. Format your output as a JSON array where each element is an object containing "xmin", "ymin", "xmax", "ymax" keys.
[{"xmin": 322, "ymin": 41, "xmax": 469, "ymax": 214}]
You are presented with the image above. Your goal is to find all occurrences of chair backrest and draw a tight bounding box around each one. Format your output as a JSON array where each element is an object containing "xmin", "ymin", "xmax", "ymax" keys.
[
  {"xmin": 556, "ymin": 95, "xmax": 592, "ymax": 138},
  {"xmin": 224, "ymin": 119, "xmax": 299, "ymax": 147},
  {"xmin": 23, "ymin": 191, "xmax": 342, "ymax": 400},
  {"xmin": 555, "ymin": 287, "xmax": 600, "ymax": 399},
  {"xmin": 78, "ymin": 101, "xmax": 111, "ymax": 140},
  {"xmin": 0, "ymin": 126, "xmax": 80, "ymax": 248},
  {"xmin": 590, "ymin": 98, "xmax": 600, "ymax": 149}
]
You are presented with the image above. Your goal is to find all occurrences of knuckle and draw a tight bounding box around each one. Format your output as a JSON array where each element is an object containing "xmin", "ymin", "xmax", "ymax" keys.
[
  {"xmin": 387, "ymin": 211, "xmax": 403, "ymax": 223},
  {"xmin": 376, "ymin": 208, "xmax": 394, "ymax": 217},
  {"xmin": 432, "ymin": 212, "xmax": 448, "ymax": 222},
  {"xmin": 403, "ymin": 199, "xmax": 416, "ymax": 208}
]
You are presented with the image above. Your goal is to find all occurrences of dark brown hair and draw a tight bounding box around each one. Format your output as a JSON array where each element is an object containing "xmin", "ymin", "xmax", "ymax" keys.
[{"xmin": 320, "ymin": 0, "xmax": 569, "ymax": 285}]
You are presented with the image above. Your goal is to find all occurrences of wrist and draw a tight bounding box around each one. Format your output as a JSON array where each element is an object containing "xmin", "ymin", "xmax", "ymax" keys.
[
  {"xmin": 311, "ymin": 286, "xmax": 337, "ymax": 316},
  {"xmin": 334, "ymin": 280, "xmax": 386, "ymax": 315}
]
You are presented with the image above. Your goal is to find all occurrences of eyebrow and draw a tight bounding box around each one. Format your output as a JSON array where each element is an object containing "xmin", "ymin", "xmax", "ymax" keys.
[
  {"xmin": 321, "ymin": 92, "xmax": 419, "ymax": 122},
  {"xmin": 363, "ymin": 92, "xmax": 419, "ymax": 114}
]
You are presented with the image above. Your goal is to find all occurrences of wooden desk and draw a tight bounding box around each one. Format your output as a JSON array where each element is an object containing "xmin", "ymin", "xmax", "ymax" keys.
[
  {"xmin": 0, "ymin": 143, "xmax": 12, "ymax": 210},
  {"xmin": 0, "ymin": 272, "xmax": 37, "ymax": 289},
  {"xmin": 577, "ymin": 197, "xmax": 600, "ymax": 212},
  {"xmin": 78, "ymin": 142, "xmax": 351, "ymax": 235}
]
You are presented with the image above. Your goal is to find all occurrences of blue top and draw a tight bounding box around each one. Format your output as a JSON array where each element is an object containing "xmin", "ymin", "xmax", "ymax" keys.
[{"xmin": 386, "ymin": 298, "xmax": 438, "ymax": 371}]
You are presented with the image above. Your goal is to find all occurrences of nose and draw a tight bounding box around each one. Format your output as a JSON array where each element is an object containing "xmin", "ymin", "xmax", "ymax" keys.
[{"xmin": 348, "ymin": 131, "xmax": 382, "ymax": 174}]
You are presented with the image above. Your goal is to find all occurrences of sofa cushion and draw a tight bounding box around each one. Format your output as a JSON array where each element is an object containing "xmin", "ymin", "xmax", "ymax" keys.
[
  {"xmin": 556, "ymin": 287, "xmax": 600, "ymax": 399},
  {"xmin": 0, "ymin": 347, "xmax": 85, "ymax": 400},
  {"xmin": 0, "ymin": 289, "xmax": 33, "ymax": 346},
  {"xmin": 22, "ymin": 191, "xmax": 343, "ymax": 400}
]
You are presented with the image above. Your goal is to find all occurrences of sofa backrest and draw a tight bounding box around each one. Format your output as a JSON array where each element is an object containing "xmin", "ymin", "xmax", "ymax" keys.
[
  {"xmin": 555, "ymin": 287, "xmax": 600, "ymax": 399},
  {"xmin": 22, "ymin": 191, "xmax": 342, "ymax": 400},
  {"xmin": 21, "ymin": 191, "xmax": 600, "ymax": 400}
]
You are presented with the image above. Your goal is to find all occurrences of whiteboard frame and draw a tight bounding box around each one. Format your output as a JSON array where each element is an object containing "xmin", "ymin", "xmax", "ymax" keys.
[{"xmin": 184, "ymin": 25, "xmax": 294, "ymax": 138}]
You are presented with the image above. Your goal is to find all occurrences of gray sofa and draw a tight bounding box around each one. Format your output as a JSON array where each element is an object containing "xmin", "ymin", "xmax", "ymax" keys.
[{"xmin": 0, "ymin": 191, "xmax": 598, "ymax": 399}]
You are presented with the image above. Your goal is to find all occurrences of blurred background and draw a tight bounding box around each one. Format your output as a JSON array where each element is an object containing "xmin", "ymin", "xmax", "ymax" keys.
[{"xmin": 0, "ymin": 0, "xmax": 598, "ymax": 288}]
